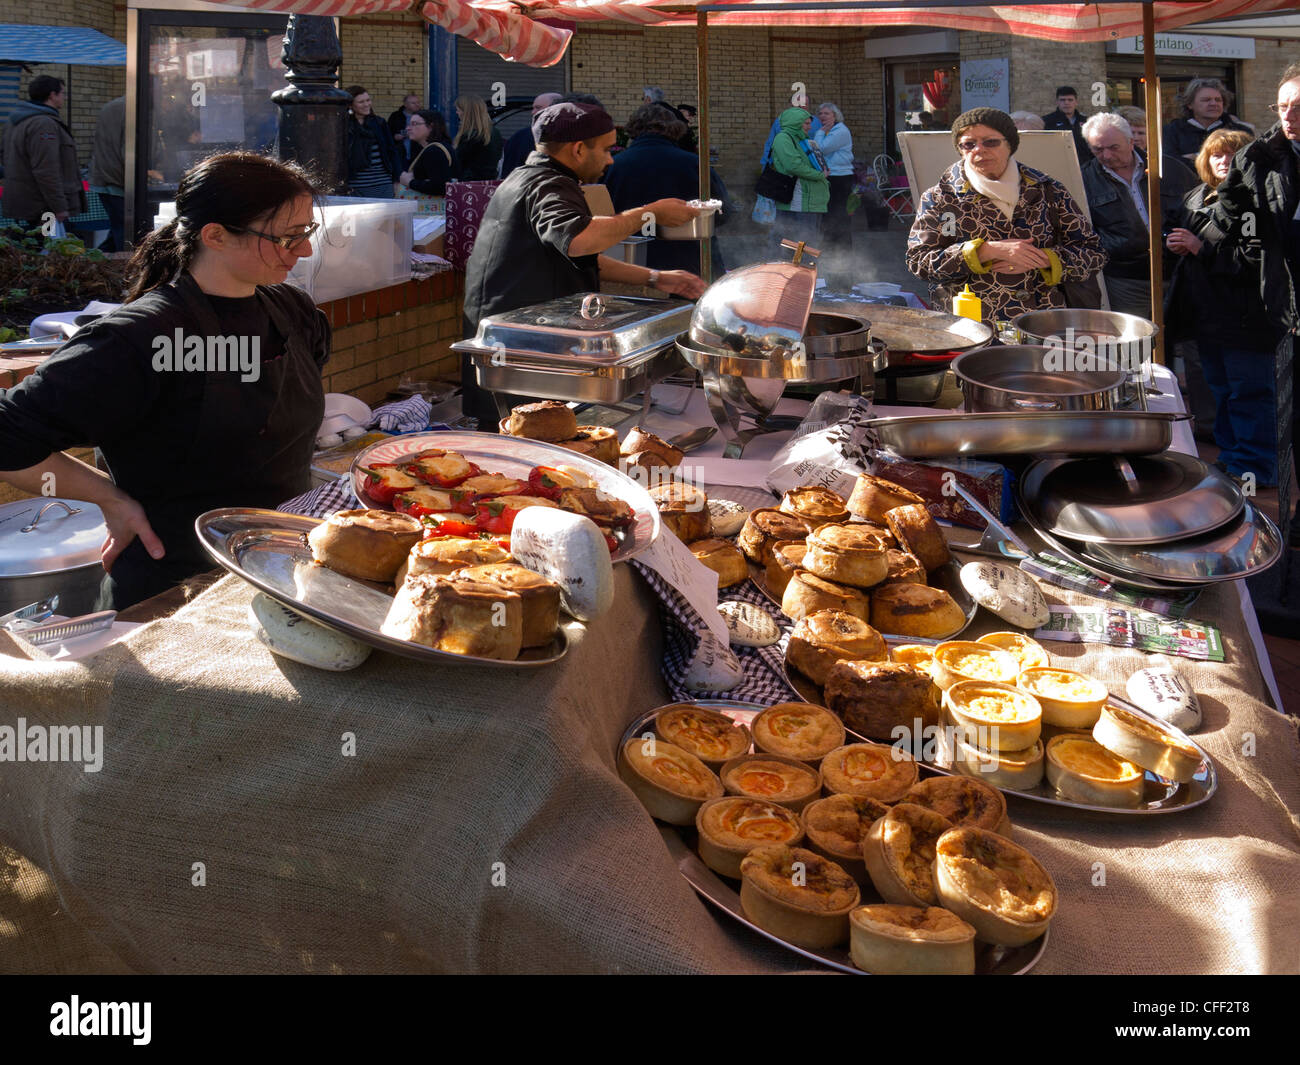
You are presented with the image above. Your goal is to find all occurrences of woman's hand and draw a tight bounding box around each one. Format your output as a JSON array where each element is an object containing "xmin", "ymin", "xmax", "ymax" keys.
[
  {"xmin": 99, "ymin": 495, "xmax": 165, "ymax": 574},
  {"xmin": 978, "ymin": 238, "xmax": 1051, "ymax": 274},
  {"xmin": 1166, "ymin": 227, "xmax": 1202, "ymax": 255},
  {"xmin": 399, "ymin": 171, "xmax": 414, "ymax": 188},
  {"xmin": 655, "ymin": 270, "xmax": 708, "ymax": 299}
]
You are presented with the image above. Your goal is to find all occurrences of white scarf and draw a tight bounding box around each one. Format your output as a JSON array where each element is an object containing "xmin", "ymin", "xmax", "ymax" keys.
[{"xmin": 964, "ymin": 157, "xmax": 1020, "ymax": 221}]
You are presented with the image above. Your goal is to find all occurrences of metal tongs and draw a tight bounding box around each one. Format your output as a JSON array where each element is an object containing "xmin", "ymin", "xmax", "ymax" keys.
[
  {"xmin": 946, "ymin": 482, "xmax": 1034, "ymax": 560},
  {"xmin": 0, "ymin": 595, "xmax": 60, "ymax": 631}
]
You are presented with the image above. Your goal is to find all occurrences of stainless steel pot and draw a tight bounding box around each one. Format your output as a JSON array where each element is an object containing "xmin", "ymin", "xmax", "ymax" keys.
[
  {"xmin": 0, "ymin": 497, "xmax": 107, "ymax": 616},
  {"xmin": 953, "ymin": 345, "xmax": 1126, "ymax": 413},
  {"xmin": 1013, "ymin": 309, "xmax": 1157, "ymax": 410},
  {"xmin": 688, "ymin": 239, "xmax": 817, "ymax": 355}
]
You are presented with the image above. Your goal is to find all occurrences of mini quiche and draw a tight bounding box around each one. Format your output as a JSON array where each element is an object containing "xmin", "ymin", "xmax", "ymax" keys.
[
  {"xmin": 1044, "ymin": 734, "xmax": 1145, "ymax": 808},
  {"xmin": 977, "ymin": 631, "xmax": 1050, "ymax": 671},
  {"xmin": 952, "ymin": 737, "xmax": 1045, "ymax": 792},
  {"xmin": 800, "ymin": 794, "xmax": 891, "ymax": 886},
  {"xmin": 696, "ymin": 797, "xmax": 805, "ymax": 879},
  {"xmin": 619, "ymin": 737, "xmax": 723, "ymax": 825},
  {"xmin": 1017, "ymin": 667, "xmax": 1108, "ymax": 729},
  {"xmin": 933, "ymin": 827, "xmax": 1057, "ymax": 946},
  {"xmin": 943, "ymin": 680, "xmax": 1043, "ymax": 753},
  {"xmin": 1092, "ymin": 704, "xmax": 1202, "ymax": 783},
  {"xmin": 862, "ymin": 802, "xmax": 954, "ymax": 907},
  {"xmin": 739, "ymin": 845, "xmax": 861, "ymax": 950},
  {"xmin": 751, "ymin": 702, "xmax": 846, "ymax": 763},
  {"xmin": 820, "ymin": 742, "xmax": 918, "ymax": 802},
  {"xmin": 931, "ymin": 641, "xmax": 1020, "ymax": 691},
  {"xmin": 720, "ymin": 754, "xmax": 822, "ymax": 812},
  {"xmin": 654, "ymin": 704, "xmax": 752, "ymax": 769},
  {"xmin": 890, "ymin": 644, "xmax": 936, "ymax": 675},
  {"xmin": 849, "ymin": 904, "xmax": 976, "ymax": 976},
  {"xmin": 900, "ymin": 776, "xmax": 1009, "ymax": 836}
]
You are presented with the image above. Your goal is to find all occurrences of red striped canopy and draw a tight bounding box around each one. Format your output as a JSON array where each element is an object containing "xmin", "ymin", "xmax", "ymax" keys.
[{"xmin": 205, "ymin": 1, "xmax": 1299, "ymax": 68}]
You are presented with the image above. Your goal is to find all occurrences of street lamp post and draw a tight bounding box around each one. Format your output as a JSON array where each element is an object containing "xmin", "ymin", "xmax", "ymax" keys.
[{"xmin": 273, "ymin": 14, "xmax": 353, "ymax": 191}]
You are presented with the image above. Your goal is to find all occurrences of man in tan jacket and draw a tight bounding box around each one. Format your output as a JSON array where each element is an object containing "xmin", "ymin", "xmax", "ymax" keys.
[{"xmin": 1, "ymin": 75, "xmax": 86, "ymax": 229}]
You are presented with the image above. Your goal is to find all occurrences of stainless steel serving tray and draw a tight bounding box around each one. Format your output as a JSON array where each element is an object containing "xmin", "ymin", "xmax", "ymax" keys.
[
  {"xmin": 867, "ymin": 411, "xmax": 1188, "ymax": 459},
  {"xmin": 462, "ymin": 342, "xmax": 684, "ymax": 405},
  {"xmin": 622, "ymin": 701, "xmax": 1048, "ymax": 975},
  {"xmin": 1020, "ymin": 454, "xmax": 1243, "ymax": 545},
  {"xmin": 778, "ymin": 665, "xmax": 1217, "ymax": 815},
  {"xmin": 348, "ymin": 431, "xmax": 661, "ymax": 565},
  {"xmin": 196, "ymin": 508, "xmax": 570, "ymax": 668}
]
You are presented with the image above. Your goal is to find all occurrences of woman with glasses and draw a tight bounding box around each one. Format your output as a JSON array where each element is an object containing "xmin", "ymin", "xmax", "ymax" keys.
[
  {"xmin": 906, "ymin": 107, "xmax": 1105, "ymax": 322},
  {"xmin": 346, "ymin": 86, "xmax": 402, "ymax": 198},
  {"xmin": 0, "ymin": 151, "xmax": 330, "ymax": 609},
  {"xmin": 398, "ymin": 109, "xmax": 459, "ymax": 203}
]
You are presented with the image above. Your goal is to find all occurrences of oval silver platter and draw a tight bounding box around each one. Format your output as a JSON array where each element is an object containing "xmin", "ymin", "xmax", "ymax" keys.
[
  {"xmin": 866, "ymin": 411, "xmax": 1188, "ymax": 459},
  {"xmin": 196, "ymin": 508, "xmax": 569, "ymax": 668},
  {"xmin": 780, "ymin": 661, "xmax": 1216, "ymax": 815},
  {"xmin": 349, "ymin": 430, "xmax": 661, "ymax": 565},
  {"xmin": 749, "ymin": 557, "xmax": 976, "ymax": 644},
  {"xmin": 622, "ymin": 701, "xmax": 1047, "ymax": 975}
]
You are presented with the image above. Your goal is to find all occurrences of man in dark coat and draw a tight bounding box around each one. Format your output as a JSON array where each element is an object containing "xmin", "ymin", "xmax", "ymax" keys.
[
  {"xmin": 0, "ymin": 75, "xmax": 85, "ymax": 229},
  {"xmin": 388, "ymin": 93, "xmax": 422, "ymax": 162},
  {"xmin": 500, "ymin": 92, "xmax": 562, "ymax": 180},
  {"xmin": 1041, "ymin": 86, "xmax": 1090, "ymax": 164}
]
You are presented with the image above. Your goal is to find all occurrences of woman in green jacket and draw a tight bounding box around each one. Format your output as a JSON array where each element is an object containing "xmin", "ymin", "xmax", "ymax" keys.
[{"xmin": 770, "ymin": 107, "xmax": 829, "ymax": 247}]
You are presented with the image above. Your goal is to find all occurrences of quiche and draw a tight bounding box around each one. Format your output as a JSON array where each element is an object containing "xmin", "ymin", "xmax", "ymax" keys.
[
  {"xmin": 1018, "ymin": 667, "xmax": 1109, "ymax": 729},
  {"xmin": 654, "ymin": 704, "xmax": 752, "ymax": 768},
  {"xmin": 720, "ymin": 754, "xmax": 822, "ymax": 812},
  {"xmin": 932, "ymin": 641, "xmax": 1020, "ymax": 691},
  {"xmin": 1044, "ymin": 734, "xmax": 1145, "ymax": 808},
  {"xmin": 739, "ymin": 845, "xmax": 861, "ymax": 950},
  {"xmin": 619, "ymin": 737, "xmax": 723, "ymax": 825},
  {"xmin": 696, "ymin": 797, "xmax": 805, "ymax": 879},
  {"xmin": 820, "ymin": 742, "xmax": 918, "ymax": 802},
  {"xmin": 952, "ymin": 737, "xmax": 1045, "ymax": 792},
  {"xmin": 943, "ymin": 680, "xmax": 1043, "ymax": 753},
  {"xmin": 751, "ymin": 702, "xmax": 846, "ymax": 763},
  {"xmin": 849, "ymin": 904, "xmax": 976, "ymax": 976},
  {"xmin": 800, "ymin": 794, "xmax": 891, "ymax": 885},
  {"xmin": 977, "ymin": 631, "xmax": 1050, "ymax": 671},
  {"xmin": 1091, "ymin": 704, "xmax": 1202, "ymax": 783},
  {"xmin": 900, "ymin": 775, "xmax": 1008, "ymax": 835},
  {"xmin": 933, "ymin": 826, "xmax": 1057, "ymax": 946},
  {"xmin": 862, "ymin": 802, "xmax": 954, "ymax": 906}
]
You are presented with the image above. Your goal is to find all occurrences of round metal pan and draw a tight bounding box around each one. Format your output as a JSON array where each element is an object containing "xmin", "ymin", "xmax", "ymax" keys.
[
  {"xmin": 954, "ymin": 345, "xmax": 1125, "ymax": 412},
  {"xmin": 866, "ymin": 411, "xmax": 1188, "ymax": 459},
  {"xmin": 1020, "ymin": 454, "xmax": 1243, "ymax": 545},
  {"xmin": 1078, "ymin": 503, "xmax": 1283, "ymax": 585},
  {"xmin": 1020, "ymin": 517, "xmax": 1200, "ymax": 593},
  {"xmin": 821, "ymin": 302, "xmax": 993, "ymax": 358}
]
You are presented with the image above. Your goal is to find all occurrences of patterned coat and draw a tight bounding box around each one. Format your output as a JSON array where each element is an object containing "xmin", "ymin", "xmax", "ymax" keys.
[{"xmin": 906, "ymin": 161, "xmax": 1107, "ymax": 321}]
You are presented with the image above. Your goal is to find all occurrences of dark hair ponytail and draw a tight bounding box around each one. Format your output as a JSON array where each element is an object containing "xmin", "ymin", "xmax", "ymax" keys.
[{"xmin": 124, "ymin": 150, "xmax": 320, "ymax": 302}]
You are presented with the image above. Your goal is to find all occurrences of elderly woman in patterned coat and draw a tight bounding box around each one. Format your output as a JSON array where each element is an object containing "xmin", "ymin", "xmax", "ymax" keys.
[{"xmin": 906, "ymin": 107, "xmax": 1106, "ymax": 322}]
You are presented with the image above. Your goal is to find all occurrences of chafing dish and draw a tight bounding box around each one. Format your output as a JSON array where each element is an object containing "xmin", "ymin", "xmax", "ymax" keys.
[
  {"xmin": 866, "ymin": 411, "xmax": 1189, "ymax": 459},
  {"xmin": 453, "ymin": 293, "xmax": 690, "ymax": 406}
]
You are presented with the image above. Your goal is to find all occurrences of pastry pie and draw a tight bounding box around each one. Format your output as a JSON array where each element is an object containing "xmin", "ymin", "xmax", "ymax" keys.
[
  {"xmin": 689, "ymin": 538, "xmax": 748, "ymax": 588},
  {"xmin": 780, "ymin": 570, "xmax": 870, "ymax": 624},
  {"xmin": 505, "ymin": 400, "xmax": 578, "ymax": 442},
  {"xmin": 764, "ymin": 540, "xmax": 808, "ymax": 598},
  {"xmin": 881, "ymin": 549, "xmax": 926, "ymax": 586},
  {"xmin": 649, "ymin": 481, "xmax": 711, "ymax": 542},
  {"xmin": 381, "ymin": 574, "xmax": 523, "ymax": 660},
  {"xmin": 396, "ymin": 537, "xmax": 511, "ymax": 586},
  {"xmin": 696, "ymin": 797, "xmax": 804, "ymax": 879},
  {"xmin": 1091, "ymin": 703, "xmax": 1202, "ymax": 783},
  {"xmin": 737, "ymin": 508, "xmax": 809, "ymax": 565},
  {"xmin": 890, "ymin": 644, "xmax": 936, "ymax": 675},
  {"xmin": 802, "ymin": 523, "xmax": 890, "ymax": 588},
  {"xmin": 779, "ymin": 486, "xmax": 850, "ymax": 530},
  {"xmin": 849, "ymin": 904, "xmax": 977, "ymax": 976},
  {"xmin": 1017, "ymin": 667, "xmax": 1109, "ymax": 729},
  {"xmin": 451, "ymin": 562, "xmax": 561, "ymax": 649},
  {"xmin": 308, "ymin": 509, "xmax": 423, "ymax": 583},
  {"xmin": 620, "ymin": 426, "xmax": 683, "ymax": 468},
  {"xmin": 933, "ymin": 827, "xmax": 1057, "ymax": 946},
  {"xmin": 619, "ymin": 736, "xmax": 724, "ymax": 825},
  {"xmin": 801, "ymin": 794, "xmax": 890, "ymax": 884},
  {"xmin": 847, "ymin": 474, "xmax": 925, "ymax": 525},
  {"xmin": 654, "ymin": 704, "xmax": 752, "ymax": 768},
  {"xmin": 884, "ymin": 503, "xmax": 951, "ymax": 572},
  {"xmin": 862, "ymin": 802, "xmax": 954, "ymax": 906},
  {"xmin": 557, "ymin": 426, "xmax": 620, "ymax": 466},
  {"xmin": 900, "ymin": 775, "xmax": 1007, "ymax": 834},
  {"xmin": 932, "ymin": 641, "xmax": 1020, "ymax": 691},
  {"xmin": 952, "ymin": 736, "xmax": 1045, "ymax": 792},
  {"xmin": 943, "ymin": 680, "xmax": 1042, "ymax": 753},
  {"xmin": 751, "ymin": 702, "xmax": 847, "ymax": 763},
  {"xmin": 977, "ymin": 631, "xmax": 1050, "ymax": 671},
  {"xmin": 739, "ymin": 845, "xmax": 861, "ymax": 950},
  {"xmin": 720, "ymin": 754, "xmax": 822, "ymax": 812},
  {"xmin": 870, "ymin": 583, "xmax": 966, "ymax": 639},
  {"xmin": 1044, "ymin": 734, "xmax": 1145, "ymax": 808},
  {"xmin": 820, "ymin": 742, "xmax": 918, "ymax": 802},
  {"xmin": 824, "ymin": 660, "xmax": 942, "ymax": 742},
  {"xmin": 786, "ymin": 610, "xmax": 887, "ymax": 687}
]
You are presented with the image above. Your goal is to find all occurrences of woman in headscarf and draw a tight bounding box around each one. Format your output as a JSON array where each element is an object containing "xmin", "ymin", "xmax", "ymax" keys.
[
  {"xmin": 906, "ymin": 107, "xmax": 1106, "ymax": 322},
  {"xmin": 769, "ymin": 106, "xmax": 829, "ymax": 246}
]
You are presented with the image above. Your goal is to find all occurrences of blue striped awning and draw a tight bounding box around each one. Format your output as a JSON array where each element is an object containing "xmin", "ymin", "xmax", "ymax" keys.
[{"xmin": 0, "ymin": 25, "xmax": 126, "ymax": 66}]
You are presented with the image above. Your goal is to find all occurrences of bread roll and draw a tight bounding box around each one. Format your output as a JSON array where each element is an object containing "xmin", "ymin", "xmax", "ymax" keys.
[
  {"xmin": 787, "ymin": 610, "xmax": 887, "ymax": 687},
  {"xmin": 308, "ymin": 509, "xmax": 423, "ymax": 583},
  {"xmin": 824, "ymin": 660, "xmax": 942, "ymax": 742},
  {"xmin": 885, "ymin": 503, "xmax": 951, "ymax": 572},
  {"xmin": 505, "ymin": 401, "xmax": 577, "ymax": 442},
  {"xmin": 847, "ymin": 474, "xmax": 924, "ymax": 524},
  {"xmin": 870, "ymin": 582, "xmax": 966, "ymax": 639}
]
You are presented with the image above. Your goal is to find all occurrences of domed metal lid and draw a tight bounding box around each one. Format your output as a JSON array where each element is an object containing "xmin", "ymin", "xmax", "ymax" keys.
[
  {"xmin": 688, "ymin": 239, "xmax": 818, "ymax": 356},
  {"xmin": 0, "ymin": 498, "xmax": 106, "ymax": 576}
]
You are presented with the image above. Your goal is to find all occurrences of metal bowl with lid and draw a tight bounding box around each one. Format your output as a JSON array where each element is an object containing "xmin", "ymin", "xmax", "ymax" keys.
[{"xmin": 0, "ymin": 498, "xmax": 107, "ymax": 616}]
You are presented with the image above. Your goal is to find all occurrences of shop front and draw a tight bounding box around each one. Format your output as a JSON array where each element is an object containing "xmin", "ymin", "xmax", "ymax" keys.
[{"xmin": 1105, "ymin": 32, "xmax": 1254, "ymax": 129}]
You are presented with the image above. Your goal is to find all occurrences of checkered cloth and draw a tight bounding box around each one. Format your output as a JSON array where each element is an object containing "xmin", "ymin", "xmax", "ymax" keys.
[{"xmin": 369, "ymin": 395, "xmax": 433, "ymax": 434}]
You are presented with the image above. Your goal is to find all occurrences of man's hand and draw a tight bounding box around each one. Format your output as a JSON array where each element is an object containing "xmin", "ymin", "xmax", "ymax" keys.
[
  {"xmin": 654, "ymin": 270, "xmax": 707, "ymax": 299},
  {"xmin": 99, "ymin": 496, "xmax": 165, "ymax": 573},
  {"xmin": 1165, "ymin": 227, "xmax": 1202, "ymax": 256},
  {"xmin": 644, "ymin": 199, "xmax": 700, "ymax": 229},
  {"xmin": 978, "ymin": 238, "xmax": 1050, "ymax": 274}
]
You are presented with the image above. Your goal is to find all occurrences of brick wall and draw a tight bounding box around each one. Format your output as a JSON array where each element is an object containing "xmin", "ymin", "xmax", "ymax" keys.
[
  {"xmin": 1241, "ymin": 45, "xmax": 1297, "ymax": 133},
  {"xmin": 957, "ymin": 31, "xmax": 1108, "ymax": 117},
  {"xmin": 338, "ymin": 13, "xmax": 428, "ymax": 118}
]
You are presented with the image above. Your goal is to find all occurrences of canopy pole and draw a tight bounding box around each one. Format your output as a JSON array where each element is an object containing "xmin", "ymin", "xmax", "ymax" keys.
[
  {"xmin": 1142, "ymin": 1, "xmax": 1165, "ymax": 366},
  {"xmin": 697, "ymin": 9, "xmax": 712, "ymax": 283}
]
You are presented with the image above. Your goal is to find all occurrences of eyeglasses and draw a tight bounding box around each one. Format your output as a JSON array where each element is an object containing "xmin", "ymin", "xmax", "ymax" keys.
[
  {"xmin": 957, "ymin": 137, "xmax": 1006, "ymax": 152},
  {"xmin": 1268, "ymin": 102, "xmax": 1300, "ymax": 116},
  {"xmin": 225, "ymin": 220, "xmax": 319, "ymax": 251}
]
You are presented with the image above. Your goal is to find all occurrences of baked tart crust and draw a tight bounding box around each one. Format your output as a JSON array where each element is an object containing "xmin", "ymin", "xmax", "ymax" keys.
[
  {"xmin": 849, "ymin": 904, "xmax": 976, "ymax": 976},
  {"xmin": 696, "ymin": 797, "xmax": 804, "ymax": 879},
  {"xmin": 619, "ymin": 737, "xmax": 724, "ymax": 825},
  {"xmin": 1018, "ymin": 667, "xmax": 1109, "ymax": 729},
  {"xmin": 1091, "ymin": 703, "xmax": 1201, "ymax": 783},
  {"xmin": 932, "ymin": 641, "xmax": 1020, "ymax": 690},
  {"xmin": 1044, "ymin": 734, "xmax": 1145, "ymax": 807},
  {"xmin": 721, "ymin": 754, "xmax": 822, "ymax": 811},
  {"xmin": 900, "ymin": 775, "xmax": 1008, "ymax": 833},
  {"xmin": 943, "ymin": 680, "xmax": 1043, "ymax": 752},
  {"xmin": 739, "ymin": 845, "xmax": 861, "ymax": 949},
  {"xmin": 977, "ymin": 631, "xmax": 1050, "ymax": 671},
  {"xmin": 862, "ymin": 802, "xmax": 954, "ymax": 906},
  {"xmin": 933, "ymin": 826, "xmax": 1057, "ymax": 946},
  {"xmin": 820, "ymin": 742, "xmax": 918, "ymax": 802},
  {"xmin": 751, "ymin": 702, "xmax": 847, "ymax": 762},
  {"xmin": 655, "ymin": 704, "xmax": 752, "ymax": 767}
]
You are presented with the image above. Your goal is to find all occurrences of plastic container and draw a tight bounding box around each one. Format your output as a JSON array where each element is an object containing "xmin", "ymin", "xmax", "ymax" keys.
[
  {"xmin": 953, "ymin": 284, "xmax": 982, "ymax": 323},
  {"xmin": 155, "ymin": 196, "xmax": 415, "ymax": 303}
]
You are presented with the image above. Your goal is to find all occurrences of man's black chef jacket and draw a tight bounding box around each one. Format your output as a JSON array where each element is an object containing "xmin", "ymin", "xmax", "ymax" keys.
[
  {"xmin": 461, "ymin": 151, "xmax": 602, "ymax": 424},
  {"xmin": 0, "ymin": 274, "xmax": 329, "ymax": 609}
]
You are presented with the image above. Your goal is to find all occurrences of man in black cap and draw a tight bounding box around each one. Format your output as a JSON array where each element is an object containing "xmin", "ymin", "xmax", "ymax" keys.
[{"xmin": 462, "ymin": 102, "xmax": 705, "ymax": 427}]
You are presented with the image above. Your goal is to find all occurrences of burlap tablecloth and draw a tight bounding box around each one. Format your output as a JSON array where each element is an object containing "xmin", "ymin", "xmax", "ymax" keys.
[{"xmin": 2, "ymin": 560, "xmax": 1298, "ymax": 974}]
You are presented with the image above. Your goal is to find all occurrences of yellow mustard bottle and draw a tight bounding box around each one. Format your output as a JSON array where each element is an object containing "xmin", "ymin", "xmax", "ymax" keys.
[{"xmin": 953, "ymin": 284, "xmax": 982, "ymax": 322}]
